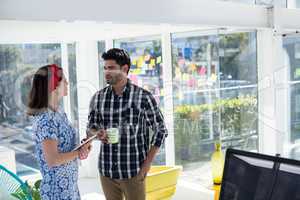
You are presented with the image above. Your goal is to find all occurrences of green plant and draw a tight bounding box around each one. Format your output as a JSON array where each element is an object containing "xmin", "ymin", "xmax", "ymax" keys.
[
  {"xmin": 174, "ymin": 95, "xmax": 258, "ymax": 164},
  {"xmin": 11, "ymin": 180, "xmax": 41, "ymax": 200}
]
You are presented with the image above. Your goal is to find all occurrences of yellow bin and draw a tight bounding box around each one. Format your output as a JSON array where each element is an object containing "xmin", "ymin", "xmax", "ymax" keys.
[{"xmin": 146, "ymin": 166, "xmax": 182, "ymax": 200}]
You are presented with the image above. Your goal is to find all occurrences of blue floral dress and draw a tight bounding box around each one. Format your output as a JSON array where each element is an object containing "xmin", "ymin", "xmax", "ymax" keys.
[{"xmin": 33, "ymin": 109, "xmax": 80, "ymax": 200}]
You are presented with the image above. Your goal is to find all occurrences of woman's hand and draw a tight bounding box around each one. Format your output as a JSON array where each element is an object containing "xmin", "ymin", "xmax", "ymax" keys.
[
  {"xmin": 43, "ymin": 139, "xmax": 84, "ymax": 167},
  {"xmin": 78, "ymin": 141, "xmax": 92, "ymax": 160}
]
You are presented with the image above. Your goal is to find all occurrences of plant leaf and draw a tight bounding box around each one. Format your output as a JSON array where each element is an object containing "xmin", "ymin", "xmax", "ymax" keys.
[{"xmin": 34, "ymin": 180, "xmax": 41, "ymax": 190}]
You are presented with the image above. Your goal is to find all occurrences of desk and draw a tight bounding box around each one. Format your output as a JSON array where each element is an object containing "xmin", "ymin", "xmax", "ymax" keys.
[{"xmin": 146, "ymin": 166, "xmax": 182, "ymax": 200}]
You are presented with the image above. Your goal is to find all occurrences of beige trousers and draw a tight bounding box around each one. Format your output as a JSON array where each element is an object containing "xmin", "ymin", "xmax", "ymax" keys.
[{"xmin": 100, "ymin": 174, "xmax": 146, "ymax": 200}]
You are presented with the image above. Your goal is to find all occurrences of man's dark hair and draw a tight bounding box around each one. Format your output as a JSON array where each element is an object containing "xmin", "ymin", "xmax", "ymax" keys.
[{"xmin": 102, "ymin": 48, "xmax": 131, "ymax": 74}]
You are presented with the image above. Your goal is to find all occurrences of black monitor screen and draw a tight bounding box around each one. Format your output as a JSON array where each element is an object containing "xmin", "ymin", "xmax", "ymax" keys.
[
  {"xmin": 220, "ymin": 149, "xmax": 300, "ymax": 200},
  {"xmin": 271, "ymin": 164, "xmax": 300, "ymax": 200}
]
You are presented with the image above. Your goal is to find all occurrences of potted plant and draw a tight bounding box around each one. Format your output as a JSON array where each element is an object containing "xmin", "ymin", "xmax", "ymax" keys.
[{"xmin": 11, "ymin": 179, "xmax": 41, "ymax": 200}]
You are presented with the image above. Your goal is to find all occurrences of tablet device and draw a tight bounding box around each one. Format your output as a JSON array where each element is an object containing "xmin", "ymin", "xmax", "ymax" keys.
[{"xmin": 72, "ymin": 134, "xmax": 98, "ymax": 151}]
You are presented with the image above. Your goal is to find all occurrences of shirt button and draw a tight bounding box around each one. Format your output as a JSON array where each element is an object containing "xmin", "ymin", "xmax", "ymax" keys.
[{"xmin": 114, "ymin": 149, "xmax": 118, "ymax": 152}]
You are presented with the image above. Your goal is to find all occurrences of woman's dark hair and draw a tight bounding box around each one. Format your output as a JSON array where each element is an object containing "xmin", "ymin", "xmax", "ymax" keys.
[
  {"xmin": 102, "ymin": 48, "xmax": 131, "ymax": 73},
  {"xmin": 27, "ymin": 65, "xmax": 63, "ymax": 116}
]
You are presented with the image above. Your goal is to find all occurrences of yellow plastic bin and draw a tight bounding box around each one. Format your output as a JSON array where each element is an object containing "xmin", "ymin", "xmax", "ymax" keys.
[{"xmin": 146, "ymin": 166, "xmax": 182, "ymax": 200}]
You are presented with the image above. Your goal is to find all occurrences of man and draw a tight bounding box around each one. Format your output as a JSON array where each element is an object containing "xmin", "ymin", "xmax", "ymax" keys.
[{"xmin": 87, "ymin": 48, "xmax": 168, "ymax": 200}]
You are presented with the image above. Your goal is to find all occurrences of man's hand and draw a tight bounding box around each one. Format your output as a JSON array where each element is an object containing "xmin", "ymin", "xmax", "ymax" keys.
[
  {"xmin": 96, "ymin": 129, "xmax": 108, "ymax": 143},
  {"xmin": 138, "ymin": 160, "xmax": 151, "ymax": 179},
  {"xmin": 137, "ymin": 146, "xmax": 159, "ymax": 179}
]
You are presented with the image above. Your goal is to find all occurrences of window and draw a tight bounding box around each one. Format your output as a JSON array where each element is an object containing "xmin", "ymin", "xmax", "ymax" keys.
[
  {"xmin": 114, "ymin": 37, "xmax": 165, "ymax": 164},
  {"xmin": 114, "ymin": 37, "xmax": 164, "ymax": 108},
  {"xmin": 287, "ymin": 0, "xmax": 300, "ymax": 8},
  {"xmin": 256, "ymin": 0, "xmax": 286, "ymax": 7},
  {"xmin": 283, "ymin": 36, "xmax": 300, "ymax": 159},
  {"xmin": 67, "ymin": 43, "xmax": 79, "ymax": 130},
  {"xmin": 219, "ymin": 0, "xmax": 287, "ymax": 7},
  {"xmin": 171, "ymin": 31, "xmax": 258, "ymax": 185},
  {"xmin": 0, "ymin": 43, "xmax": 78, "ymax": 176},
  {"xmin": 98, "ymin": 41, "xmax": 106, "ymax": 87},
  {"xmin": 219, "ymin": 0, "xmax": 255, "ymax": 4}
]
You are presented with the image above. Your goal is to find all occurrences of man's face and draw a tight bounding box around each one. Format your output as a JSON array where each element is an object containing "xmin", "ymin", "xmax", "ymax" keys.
[{"xmin": 104, "ymin": 60, "xmax": 127, "ymax": 85}]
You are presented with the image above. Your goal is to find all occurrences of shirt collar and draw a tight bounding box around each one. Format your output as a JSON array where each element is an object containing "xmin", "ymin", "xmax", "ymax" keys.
[{"xmin": 109, "ymin": 78, "xmax": 131, "ymax": 97}]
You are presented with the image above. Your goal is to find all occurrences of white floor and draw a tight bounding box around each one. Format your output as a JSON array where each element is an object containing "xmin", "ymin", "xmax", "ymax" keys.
[
  {"xmin": 20, "ymin": 154, "xmax": 215, "ymax": 200},
  {"xmin": 78, "ymin": 176, "xmax": 214, "ymax": 200},
  {"xmin": 22, "ymin": 172, "xmax": 214, "ymax": 200},
  {"xmin": 74, "ymin": 140, "xmax": 216, "ymax": 199}
]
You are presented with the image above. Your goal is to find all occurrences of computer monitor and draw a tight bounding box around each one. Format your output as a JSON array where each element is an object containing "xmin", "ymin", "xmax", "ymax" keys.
[{"xmin": 219, "ymin": 148, "xmax": 300, "ymax": 200}]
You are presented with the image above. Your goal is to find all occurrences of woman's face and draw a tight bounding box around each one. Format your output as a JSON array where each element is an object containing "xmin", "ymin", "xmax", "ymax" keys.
[{"xmin": 56, "ymin": 75, "xmax": 68, "ymax": 98}]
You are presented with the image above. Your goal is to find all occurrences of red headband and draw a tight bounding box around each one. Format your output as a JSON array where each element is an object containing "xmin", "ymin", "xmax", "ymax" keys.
[{"xmin": 49, "ymin": 64, "xmax": 62, "ymax": 92}]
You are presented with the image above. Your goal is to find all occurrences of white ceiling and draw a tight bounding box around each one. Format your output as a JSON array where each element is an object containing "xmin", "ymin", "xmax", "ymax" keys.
[
  {"xmin": 2, "ymin": 0, "xmax": 300, "ymax": 42},
  {"xmin": 0, "ymin": 0, "xmax": 268, "ymax": 28},
  {"xmin": 0, "ymin": 20, "xmax": 212, "ymax": 43}
]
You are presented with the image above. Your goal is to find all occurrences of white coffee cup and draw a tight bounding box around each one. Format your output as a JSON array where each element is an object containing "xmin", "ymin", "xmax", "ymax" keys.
[{"xmin": 107, "ymin": 128, "xmax": 119, "ymax": 144}]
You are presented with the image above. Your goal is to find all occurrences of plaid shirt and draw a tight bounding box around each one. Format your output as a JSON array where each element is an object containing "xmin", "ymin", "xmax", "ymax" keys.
[{"xmin": 87, "ymin": 79, "xmax": 168, "ymax": 179}]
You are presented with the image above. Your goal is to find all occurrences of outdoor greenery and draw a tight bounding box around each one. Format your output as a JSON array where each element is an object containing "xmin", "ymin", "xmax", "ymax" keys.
[{"xmin": 174, "ymin": 95, "xmax": 257, "ymax": 164}]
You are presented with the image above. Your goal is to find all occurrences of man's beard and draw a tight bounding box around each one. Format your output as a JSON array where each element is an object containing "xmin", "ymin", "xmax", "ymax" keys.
[{"xmin": 106, "ymin": 74, "xmax": 122, "ymax": 85}]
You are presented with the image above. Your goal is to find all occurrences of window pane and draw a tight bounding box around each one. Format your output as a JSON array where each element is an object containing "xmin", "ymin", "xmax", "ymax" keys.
[
  {"xmin": 172, "ymin": 31, "xmax": 258, "ymax": 186},
  {"xmin": 219, "ymin": 0, "xmax": 255, "ymax": 4},
  {"xmin": 98, "ymin": 41, "xmax": 106, "ymax": 87},
  {"xmin": 256, "ymin": 0, "xmax": 286, "ymax": 7},
  {"xmin": 219, "ymin": 32, "xmax": 258, "ymax": 151},
  {"xmin": 67, "ymin": 43, "xmax": 79, "ymax": 130},
  {"xmin": 283, "ymin": 36, "xmax": 300, "ymax": 159},
  {"xmin": 172, "ymin": 34, "xmax": 220, "ymax": 172},
  {"xmin": 114, "ymin": 38, "xmax": 164, "ymax": 108},
  {"xmin": 218, "ymin": 0, "xmax": 287, "ymax": 6},
  {"xmin": 0, "ymin": 43, "xmax": 61, "ymax": 176},
  {"xmin": 114, "ymin": 37, "xmax": 165, "ymax": 165},
  {"xmin": 288, "ymin": 0, "xmax": 300, "ymax": 8}
]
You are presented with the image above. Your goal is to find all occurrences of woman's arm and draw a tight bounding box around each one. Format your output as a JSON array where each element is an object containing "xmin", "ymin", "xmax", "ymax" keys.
[{"xmin": 42, "ymin": 139, "xmax": 89, "ymax": 167}]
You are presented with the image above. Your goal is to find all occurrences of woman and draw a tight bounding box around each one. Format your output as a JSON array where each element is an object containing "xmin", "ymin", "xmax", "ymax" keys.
[{"xmin": 27, "ymin": 64, "xmax": 90, "ymax": 200}]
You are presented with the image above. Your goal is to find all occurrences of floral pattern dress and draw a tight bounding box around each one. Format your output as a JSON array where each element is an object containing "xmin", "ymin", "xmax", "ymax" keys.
[{"xmin": 33, "ymin": 109, "xmax": 80, "ymax": 200}]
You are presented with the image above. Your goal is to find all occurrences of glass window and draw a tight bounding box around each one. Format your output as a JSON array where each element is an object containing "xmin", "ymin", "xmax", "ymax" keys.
[
  {"xmin": 219, "ymin": 0, "xmax": 255, "ymax": 4},
  {"xmin": 0, "ymin": 43, "xmax": 61, "ymax": 176},
  {"xmin": 219, "ymin": 32, "xmax": 258, "ymax": 147},
  {"xmin": 114, "ymin": 37, "xmax": 165, "ymax": 164},
  {"xmin": 67, "ymin": 43, "xmax": 79, "ymax": 130},
  {"xmin": 256, "ymin": 0, "xmax": 287, "ymax": 7},
  {"xmin": 114, "ymin": 37, "xmax": 164, "ymax": 108},
  {"xmin": 283, "ymin": 36, "xmax": 300, "ymax": 159},
  {"xmin": 0, "ymin": 43, "xmax": 78, "ymax": 177},
  {"xmin": 287, "ymin": 0, "xmax": 300, "ymax": 8},
  {"xmin": 218, "ymin": 0, "xmax": 287, "ymax": 6},
  {"xmin": 98, "ymin": 41, "xmax": 106, "ymax": 87},
  {"xmin": 172, "ymin": 31, "xmax": 258, "ymax": 186}
]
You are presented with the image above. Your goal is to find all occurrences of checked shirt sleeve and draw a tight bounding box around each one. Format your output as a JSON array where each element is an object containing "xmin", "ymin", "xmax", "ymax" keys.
[
  {"xmin": 86, "ymin": 92, "xmax": 103, "ymax": 136},
  {"xmin": 144, "ymin": 92, "xmax": 168, "ymax": 148}
]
